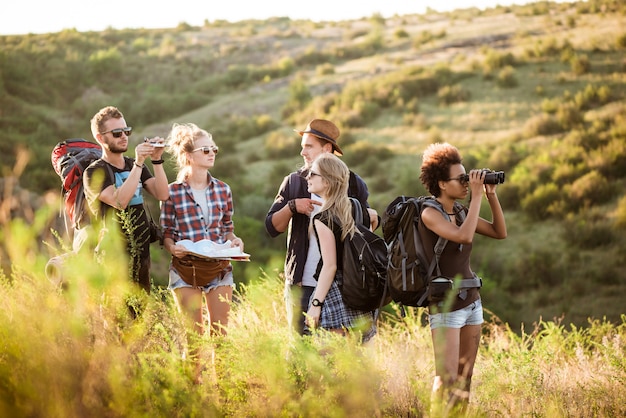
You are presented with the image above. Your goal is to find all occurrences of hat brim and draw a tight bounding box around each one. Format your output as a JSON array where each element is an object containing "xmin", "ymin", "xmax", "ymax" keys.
[{"xmin": 294, "ymin": 129, "xmax": 343, "ymax": 156}]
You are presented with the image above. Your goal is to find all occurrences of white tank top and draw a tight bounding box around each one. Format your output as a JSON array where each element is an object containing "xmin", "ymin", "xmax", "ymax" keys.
[{"xmin": 302, "ymin": 193, "xmax": 324, "ymax": 287}]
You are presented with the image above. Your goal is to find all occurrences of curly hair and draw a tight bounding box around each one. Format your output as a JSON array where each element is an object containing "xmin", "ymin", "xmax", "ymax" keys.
[
  {"xmin": 167, "ymin": 123, "xmax": 214, "ymax": 182},
  {"xmin": 90, "ymin": 106, "xmax": 124, "ymax": 139},
  {"xmin": 419, "ymin": 142, "xmax": 462, "ymax": 197}
]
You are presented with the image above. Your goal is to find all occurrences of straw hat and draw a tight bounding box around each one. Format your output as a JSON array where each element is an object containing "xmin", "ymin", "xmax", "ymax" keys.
[{"xmin": 295, "ymin": 119, "xmax": 343, "ymax": 156}]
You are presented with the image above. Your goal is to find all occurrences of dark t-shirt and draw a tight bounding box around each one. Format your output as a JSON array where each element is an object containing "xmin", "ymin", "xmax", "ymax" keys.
[
  {"xmin": 83, "ymin": 157, "xmax": 153, "ymax": 259},
  {"xmin": 418, "ymin": 208, "xmax": 480, "ymax": 311}
]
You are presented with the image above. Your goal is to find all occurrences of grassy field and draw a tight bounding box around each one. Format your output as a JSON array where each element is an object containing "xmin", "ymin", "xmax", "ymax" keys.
[
  {"xmin": 1, "ymin": 2, "xmax": 626, "ymax": 414},
  {"xmin": 0, "ymin": 223, "xmax": 624, "ymax": 417}
]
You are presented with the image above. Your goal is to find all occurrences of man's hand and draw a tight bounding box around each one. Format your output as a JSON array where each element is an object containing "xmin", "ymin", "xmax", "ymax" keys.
[{"xmin": 294, "ymin": 198, "xmax": 322, "ymax": 216}]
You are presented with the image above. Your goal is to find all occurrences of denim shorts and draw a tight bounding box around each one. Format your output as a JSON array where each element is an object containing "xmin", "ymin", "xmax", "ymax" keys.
[
  {"xmin": 168, "ymin": 267, "xmax": 234, "ymax": 293},
  {"xmin": 429, "ymin": 299, "xmax": 484, "ymax": 329}
]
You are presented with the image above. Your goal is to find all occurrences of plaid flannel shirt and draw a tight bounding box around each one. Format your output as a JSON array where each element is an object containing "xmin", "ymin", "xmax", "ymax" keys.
[{"xmin": 160, "ymin": 173, "xmax": 234, "ymax": 244}]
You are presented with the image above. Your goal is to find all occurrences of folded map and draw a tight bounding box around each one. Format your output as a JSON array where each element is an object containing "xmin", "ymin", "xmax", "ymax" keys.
[{"xmin": 177, "ymin": 239, "xmax": 250, "ymax": 261}]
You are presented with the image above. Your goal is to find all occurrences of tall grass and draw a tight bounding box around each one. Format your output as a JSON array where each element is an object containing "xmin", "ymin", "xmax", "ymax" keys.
[{"xmin": 0, "ymin": 210, "xmax": 625, "ymax": 417}]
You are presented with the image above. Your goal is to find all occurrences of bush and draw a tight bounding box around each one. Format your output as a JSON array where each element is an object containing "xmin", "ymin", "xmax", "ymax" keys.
[
  {"xmin": 521, "ymin": 182, "xmax": 561, "ymax": 219},
  {"xmin": 562, "ymin": 217, "xmax": 617, "ymax": 249},
  {"xmin": 523, "ymin": 114, "xmax": 563, "ymax": 137},
  {"xmin": 342, "ymin": 141, "xmax": 393, "ymax": 168},
  {"xmin": 394, "ymin": 29, "xmax": 410, "ymax": 39},
  {"xmin": 496, "ymin": 66, "xmax": 519, "ymax": 88},
  {"xmin": 615, "ymin": 195, "xmax": 626, "ymax": 229},
  {"xmin": 556, "ymin": 102, "xmax": 584, "ymax": 129},
  {"xmin": 566, "ymin": 170, "xmax": 613, "ymax": 210},
  {"xmin": 483, "ymin": 49, "xmax": 516, "ymax": 73},
  {"xmin": 437, "ymin": 84, "xmax": 471, "ymax": 105},
  {"xmin": 316, "ymin": 63, "xmax": 335, "ymax": 76},
  {"xmin": 570, "ymin": 54, "xmax": 591, "ymax": 75}
]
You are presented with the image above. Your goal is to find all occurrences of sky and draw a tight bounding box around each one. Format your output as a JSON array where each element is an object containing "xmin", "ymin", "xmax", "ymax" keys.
[{"xmin": 0, "ymin": 0, "xmax": 557, "ymax": 36}]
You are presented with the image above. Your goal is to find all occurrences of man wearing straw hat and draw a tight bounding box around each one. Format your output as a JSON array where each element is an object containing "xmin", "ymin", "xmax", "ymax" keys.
[{"xmin": 265, "ymin": 119, "xmax": 378, "ymax": 334}]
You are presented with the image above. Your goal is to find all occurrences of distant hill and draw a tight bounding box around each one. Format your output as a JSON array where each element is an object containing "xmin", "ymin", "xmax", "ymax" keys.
[{"xmin": 0, "ymin": 0, "xmax": 625, "ymax": 328}]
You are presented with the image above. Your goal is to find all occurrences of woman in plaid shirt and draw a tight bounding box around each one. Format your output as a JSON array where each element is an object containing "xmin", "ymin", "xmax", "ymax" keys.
[{"xmin": 161, "ymin": 123, "xmax": 244, "ymax": 381}]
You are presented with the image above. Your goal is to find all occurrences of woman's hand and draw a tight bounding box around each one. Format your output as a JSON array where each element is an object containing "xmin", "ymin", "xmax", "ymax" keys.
[
  {"xmin": 484, "ymin": 182, "xmax": 498, "ymax": 195},
  {"xmin": 169, "ymin": 244, "xmax": 188, "ymax": 259},
  {"xmin": 306, "ymin": 306, "xmax": 321, "ymax": 329},
  {"xmin": 230, "ymin": 237, "xmax": 244, "ymax": 252}
]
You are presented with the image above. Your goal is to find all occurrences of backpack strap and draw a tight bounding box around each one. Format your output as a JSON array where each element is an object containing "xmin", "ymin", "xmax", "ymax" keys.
[
  {"xmin": 349, "ymin": 197, "xmax": 363, "ymax": 226},
  {"xmin": 416, "ymin": 198, "xmax": 451, "ymax": 307},
  {"xmin": 421, "ymin": 198, "xmax": 450, "ymax": 277},
  {"xmin": 348, "ymin": 171, "xmax": 358, "ymax": 199}
]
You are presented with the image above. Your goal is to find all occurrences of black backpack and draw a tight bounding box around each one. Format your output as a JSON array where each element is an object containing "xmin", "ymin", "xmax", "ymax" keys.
[
  {"xmin": 339, "ymin": 198, "xmax": 389, "ymax": 312},
  {"xmin": 382, "ymin": 196, "xmax": 469, "ymax": 308}
]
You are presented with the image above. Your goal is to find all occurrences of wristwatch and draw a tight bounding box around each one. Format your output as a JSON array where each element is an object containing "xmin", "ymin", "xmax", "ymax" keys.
[{"xmin": 312, "ymin": 298, "xmax": 324, "ymax": 307}]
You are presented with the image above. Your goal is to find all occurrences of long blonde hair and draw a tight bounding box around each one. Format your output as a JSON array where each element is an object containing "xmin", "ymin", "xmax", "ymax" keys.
[
  {"xmin": 314, "ymin": 153, "xmax": 356, "ymax": 241},
  {"xmin": 166, "ymin": 123, "xmax": 214, "ymax": 182}
]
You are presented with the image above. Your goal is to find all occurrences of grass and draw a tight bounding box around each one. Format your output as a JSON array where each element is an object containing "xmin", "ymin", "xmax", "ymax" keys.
[{"xmin": 1, "ymin": 212, "xmax": 624, "ymax": 417}]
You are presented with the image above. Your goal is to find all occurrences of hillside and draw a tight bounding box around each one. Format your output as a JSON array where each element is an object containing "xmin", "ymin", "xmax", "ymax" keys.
[{"xmin": 0, "ymin": 0, "xmax": 625, "ymax": 328}]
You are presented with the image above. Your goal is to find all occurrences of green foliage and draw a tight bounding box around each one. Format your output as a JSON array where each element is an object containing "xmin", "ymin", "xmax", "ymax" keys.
[
  {"xmin": 496, "ymin": 65, "xmax": 519, "ymax": 88},
  {"xmin": 1, "ymin": 0, "xmax": 626, "ymax": 338},
  {"xmin": 615, "ymin": 195, "xmax": 626, "ymax": 229},
  {"xmin": 315, "ymin": 63, "xmax": 335, "ymax": 76},
  {"xmin": 0, "ymin": 232, "xmax": 625, "ymax": 417},
  {"xmin": 412, "ymin": 29, "xmax": 446, "ymax": 48},
  {"xmin": 570, "ymin": 54, "xmax": 591, "ymax": 75},
  {"xmin": 393, "ymin": 28, "xmax": 409, "ymax": 39},
  {"xmin": 617, "ymin": 32, "xmax": 626, "ymax": 49},
  {"xmin": 437, "ymin": 84, "xmax": 471, "ymax": 105},
  {"xmin": 282, "ymin": 75, "xmax": 312, "ymax": 118}
]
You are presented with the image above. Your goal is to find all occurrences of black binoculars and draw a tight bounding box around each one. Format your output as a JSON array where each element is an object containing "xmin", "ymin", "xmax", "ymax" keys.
[{"xmin": 460, "ymin": 170, "xmax": 505, "ymax": 184}]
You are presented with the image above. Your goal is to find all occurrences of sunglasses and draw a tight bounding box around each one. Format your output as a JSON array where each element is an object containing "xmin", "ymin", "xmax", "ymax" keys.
[
  {"xmin": 192, "ymin": 146, "xmax": 219, "ymax": 155},
  {"xmin": 447, "ymin": 174, "xmax": 469, "ymax": 185},
  {"xmin": 307, "ymin": 171, "xmax": 322, "ymax": 179},
  {"xmin": 101, "ymin": 127, "xmax": 133, "ymax": 138}
]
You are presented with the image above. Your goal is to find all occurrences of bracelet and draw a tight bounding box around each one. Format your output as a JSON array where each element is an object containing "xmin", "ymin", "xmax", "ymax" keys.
[
  {"xmin": 134, "ymin": 161, "xmax": 144, "ymax": 168},
  {"xmin": 288, "ymin": 199, "xmax": 297, "ymax": 215},
  {"xmin": 151, "ymin": 159, "xmax": 164, "ymax": 165}
]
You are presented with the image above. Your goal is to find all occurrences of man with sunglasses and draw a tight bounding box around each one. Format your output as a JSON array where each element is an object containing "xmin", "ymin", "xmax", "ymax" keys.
[
  {"xmin": 83, "ymin": 106, "xmax": 169, "ymax": 293},
  {"xmin": 265, "ymin": 119, "xmax": 378, "ymax": 334}
]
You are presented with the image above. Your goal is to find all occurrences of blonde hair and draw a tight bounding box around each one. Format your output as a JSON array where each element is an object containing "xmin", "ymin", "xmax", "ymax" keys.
[
  {"xmin": 314, "ymin": 153, "xmax": 356, "ymax": 241},
  {"xmin": 166, "ymin": 123, "xmax": 214, "ymax": 182}
]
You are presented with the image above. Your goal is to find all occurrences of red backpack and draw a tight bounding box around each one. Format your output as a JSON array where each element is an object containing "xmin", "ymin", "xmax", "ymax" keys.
[{"xmin": 51, "ymin": 138, "xmax": 102, "ymax": 236}]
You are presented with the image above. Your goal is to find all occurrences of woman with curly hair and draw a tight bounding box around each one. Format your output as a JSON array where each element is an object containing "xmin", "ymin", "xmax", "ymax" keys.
[{"xmin": 419, "ymin": 143, "xmax": 506, "ymax": 413}]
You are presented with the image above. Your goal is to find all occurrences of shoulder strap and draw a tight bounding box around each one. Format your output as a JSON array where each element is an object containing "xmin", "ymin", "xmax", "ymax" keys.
[
  {"xmin": 416, "ymin": 198, "xmax": 450, "ymax": 277},
  {"xmin": 348, "ymin": 171, "xmax": 358, "ymax": 199},
  {"xmin": 348, "ymin": 197, "xmax": 364, "ymax": 226}
]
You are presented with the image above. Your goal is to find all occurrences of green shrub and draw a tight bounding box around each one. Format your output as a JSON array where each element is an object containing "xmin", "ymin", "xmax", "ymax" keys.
[
  {"xmin": 496, "ymin": 66, "xmax": 519, "ymax": 88},
  {"xmin": 570, "ymin": 54, "xmax": 591, "ymax": 75},
  {"xmin": 556, "ymin": 102, "xmax": 583, "ymax": 129},
  {"xmin": 316, "ymin": 63, "xmax": 335, "ymax": 75},
  {"xmin": 437, "ymin": 84, "xmax": 471, "ymax": 105},
  {"xmin": 521, "ymin": 182, "xmax": 561, "ymax": 219},
  {"xmin": 615, "ymin": 195, "xmax": 626, "ymax": 229},
  {"xmin": 483, "ymin": 49, "xmax": 517, "ymax": 73},
  {"xmin": 523, "ymin": 114, "xmax": 563, "ymax": 137},
  {"xmin": 562, "ymin": 217, "xmax": 617, "ymax": 249},
  {"xmin": 616, "ymin": 32, "xmax": 626, "ymax": 49},
  {"xmin": 541, "ymin": 97, "xmax": 561, "ymax": 114},
  {"xmin": 394, "ymin": 29, "xmax": 410, "ymax": 39},
  {"xmin": 566, "ymin": 170, "xmax": 613, "ymax": 209},
  {"xmin": 342, "ymin": 141, "xmax": 393, "ymax": 168}
]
